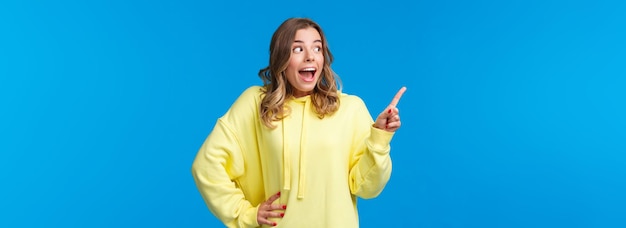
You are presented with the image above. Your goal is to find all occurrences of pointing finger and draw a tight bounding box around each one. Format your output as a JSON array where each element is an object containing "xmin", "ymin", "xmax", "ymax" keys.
[{"xmin": 389, "ymin": 86, "xmax": 407, "ymax": 107}]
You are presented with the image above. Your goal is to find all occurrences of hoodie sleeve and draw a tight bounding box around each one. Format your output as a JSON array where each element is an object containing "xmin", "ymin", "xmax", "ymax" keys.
[
  {"xmin": 347, "ymin": 96, "xmax": 395, "ymax": 199},
  {"xmin": 191, "ymin": 87, "xmax": 265, "ymax": 228}
]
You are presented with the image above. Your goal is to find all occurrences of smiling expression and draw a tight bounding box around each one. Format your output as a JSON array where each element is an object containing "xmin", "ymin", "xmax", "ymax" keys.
[{"xmin": 284, "ymin": 27, "xmax": 324, "ymax": 98}]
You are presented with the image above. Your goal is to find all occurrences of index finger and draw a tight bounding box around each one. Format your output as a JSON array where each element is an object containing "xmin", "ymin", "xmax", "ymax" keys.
[
  {"xmin": 266, "ymin": 191, "xmax": 281, "ymax": 204},
  {"xmin": 389, "ymin": 86, "xmax": 406, "ymax": 107}
]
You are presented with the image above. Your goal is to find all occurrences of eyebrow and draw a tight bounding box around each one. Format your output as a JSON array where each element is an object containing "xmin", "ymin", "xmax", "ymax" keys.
[{"xmin": 294, "ymin": 39, "xmax": 322, "ymax": 43}]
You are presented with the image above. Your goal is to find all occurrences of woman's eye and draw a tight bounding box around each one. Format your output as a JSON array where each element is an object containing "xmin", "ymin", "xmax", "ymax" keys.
[
  {"xmin": 314, "ymin": 47, "xmax": 321, "ymax": 52},
  {"xmin": 293, "ymin": 47, "xmax": 303, "ymax": 53}
]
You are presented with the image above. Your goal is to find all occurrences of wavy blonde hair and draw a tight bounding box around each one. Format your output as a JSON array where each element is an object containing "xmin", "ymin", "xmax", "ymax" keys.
[{"xmin": 258, "ymin": 18, "xmax": 341, "ymax": 129}]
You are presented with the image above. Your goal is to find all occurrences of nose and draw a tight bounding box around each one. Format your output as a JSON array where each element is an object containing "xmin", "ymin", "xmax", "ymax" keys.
[{"xmin": 305, "ymin": 49, "xmax": 315, "ymax": 62}]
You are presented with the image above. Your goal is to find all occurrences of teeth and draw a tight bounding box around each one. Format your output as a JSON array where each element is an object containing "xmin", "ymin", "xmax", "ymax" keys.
[{"xmin": 301, "ymin": 67, "xmax": 315, "ymax": 72}]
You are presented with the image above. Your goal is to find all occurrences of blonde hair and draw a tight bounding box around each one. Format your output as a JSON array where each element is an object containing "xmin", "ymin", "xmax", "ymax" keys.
[{"xmin": 258, "ymin": 18, "xmax": 341, "ymax": 129}]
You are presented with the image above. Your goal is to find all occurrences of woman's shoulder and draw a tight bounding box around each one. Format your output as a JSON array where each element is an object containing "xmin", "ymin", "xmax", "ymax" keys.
[
  {"xmin": 227, "ymin": 85, "xmax": 264, "ymax": 112},
  {"xmin": 339, "ymin": 91, "xmax": 367, "ymax": 110},
  {"xmin": 233, "ymin": 85, "xmax": 264, "ymax": 103},
  {"xmin": 240, "ymin": 85, "xmax": 264, "ymax": 98},
  {"xmin": 340, "ymin": 91, "xmax": 365, "ymax": 102}
]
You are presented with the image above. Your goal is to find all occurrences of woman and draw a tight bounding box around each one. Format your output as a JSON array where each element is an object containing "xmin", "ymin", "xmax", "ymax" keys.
[{"xmin": 192, "ymin": 17, "xmax": 405, "ymax": 228}]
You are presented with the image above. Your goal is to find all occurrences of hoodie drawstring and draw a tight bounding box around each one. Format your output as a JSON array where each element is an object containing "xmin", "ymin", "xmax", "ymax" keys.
[
  {"xmin": 297, "ymin": 98, "xmax": 309, "ymax": 199},
  {"xmin": 282, "ymin": 97, "xmax": 309, "ymax": 199}
]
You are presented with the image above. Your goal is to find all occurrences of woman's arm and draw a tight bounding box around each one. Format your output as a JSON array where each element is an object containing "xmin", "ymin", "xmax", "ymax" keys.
[
  {"xmin": 191, "ymin": 86, "xmax": 266, "ymax": 228},
  {"xmin": 192, "ymin": 119, "xmax": 261, "ymax": 228},
  {"xmin": 348, "ymin": 87, "xmax": 405, "ymax": 198}
]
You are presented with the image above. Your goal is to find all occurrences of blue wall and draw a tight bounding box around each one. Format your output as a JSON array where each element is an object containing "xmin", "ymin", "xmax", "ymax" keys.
[{"xmin": 1, "ymin": 0, "xmax": 625, "ymax": 227}]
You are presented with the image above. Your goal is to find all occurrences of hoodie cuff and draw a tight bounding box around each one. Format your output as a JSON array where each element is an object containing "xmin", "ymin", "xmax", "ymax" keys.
[
  {"xmin": 368, "ymin": 125, "xmax": 395, "ymax": 153},
  {"xmin": 239, "ymin": 204, "xmax": 260, "ymax": 228}
]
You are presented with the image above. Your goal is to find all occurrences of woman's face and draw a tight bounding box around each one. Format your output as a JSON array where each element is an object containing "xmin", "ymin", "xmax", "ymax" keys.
[{"xmin": 285, "ymin": 27, "xmax": 324, "ymax": 98}]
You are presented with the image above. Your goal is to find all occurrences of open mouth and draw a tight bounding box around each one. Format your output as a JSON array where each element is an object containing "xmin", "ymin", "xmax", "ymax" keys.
[{"xmin": 298, "ymin": 67, "xmax": 316, "ymax": 82}]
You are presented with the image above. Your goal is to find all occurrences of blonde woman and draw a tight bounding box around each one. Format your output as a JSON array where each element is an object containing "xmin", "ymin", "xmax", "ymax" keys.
[{"xmin": 192, "ymin": 17, "xmax": 406, "ymax": 228}]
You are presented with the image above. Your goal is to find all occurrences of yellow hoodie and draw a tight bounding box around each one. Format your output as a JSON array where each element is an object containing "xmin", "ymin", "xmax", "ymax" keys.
[{"xmin": 192, "ymin": 86, "xmax": 394, "ymax": 228}]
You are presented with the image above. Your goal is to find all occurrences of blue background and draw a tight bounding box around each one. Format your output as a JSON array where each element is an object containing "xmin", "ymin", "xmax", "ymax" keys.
[{"xmin": 1, "ymin": 0, "xmax": 625, "ymax": 227}]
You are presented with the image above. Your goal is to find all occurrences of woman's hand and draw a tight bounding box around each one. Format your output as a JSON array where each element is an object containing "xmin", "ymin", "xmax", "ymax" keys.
[
  {"xmin": 374, "ymin": 87, "xmax": 406, "ymax": 132},
  {"xmin": 257, "ymin": 192, "xmax": 286, "ymax": 227}
]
